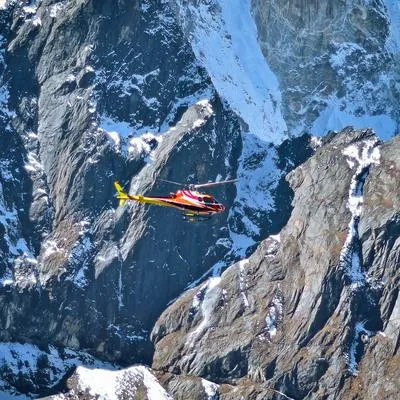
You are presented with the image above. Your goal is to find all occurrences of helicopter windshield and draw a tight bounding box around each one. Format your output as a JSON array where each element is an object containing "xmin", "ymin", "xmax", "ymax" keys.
[{"xmin": 203, "ymin": 196, "xmax": 216, "ymax": 204}]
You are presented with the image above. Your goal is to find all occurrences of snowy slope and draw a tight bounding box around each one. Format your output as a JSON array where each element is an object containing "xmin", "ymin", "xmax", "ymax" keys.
[
  {"xmin": 176, "ymin": 0, "xmax": 400, "ymax": 144},
  {"xmin": 175, "ymin": 0, "xmax": 287, "ymax": 144},
  {"xmin": 312, "ymin": 97, "xmax": 397, "ymax": 140},
  {"xmin": 0, "ymin": 342, "xmax": 111, "ymax": 398},
  {"xmin": 176, "ymin": 0, "xmax": 400, "ymax": 272},
  {"xmin": 1, "ymin": 1, "xmax": 400, "ymax": 397},
  {"xmin": 311, "ymin": 38, "xmax": 398, "ymax": 140},
  {"xmin": 0, "ymin": 342, "xmax": 171, "ymax": 400},
  {"xmin": 71, "ymin": 365, "xmax": 172, "ymax": 400},
  {"xmin": 173, "ymin": 0, "xmax": 289, "ymax": 269}
]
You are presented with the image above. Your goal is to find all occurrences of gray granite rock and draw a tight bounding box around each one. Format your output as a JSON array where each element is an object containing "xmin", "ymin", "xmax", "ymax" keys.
[
  {"xmin": 0, "ymin": 1, "xmax": 399, "ymax": 399},
  {"xmin": 152, "ymin": 128, "xmax": 400, "ymax": 399},
  {"xmin": 251, "ymin": 0, "xmax": 400, "ymax": 134},
  {"xmin": 0, "ymin": 0, "xmax": 240, "ymax": 368}
]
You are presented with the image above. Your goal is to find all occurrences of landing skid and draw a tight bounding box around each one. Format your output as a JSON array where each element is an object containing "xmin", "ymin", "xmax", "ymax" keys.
[{"xmin": 182, "ymin": 213, "xmax": 212, "ymax": 222}]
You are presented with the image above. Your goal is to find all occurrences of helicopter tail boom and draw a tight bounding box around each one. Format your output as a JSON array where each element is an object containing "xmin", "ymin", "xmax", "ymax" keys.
[{"xmin": 114, "ymin": 181, "xmax": 155, "ymax": 206}]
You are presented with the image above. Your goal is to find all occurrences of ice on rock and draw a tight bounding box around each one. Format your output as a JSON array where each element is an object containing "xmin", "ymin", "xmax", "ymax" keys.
[
  {"xmin": 340, "ymin": 139, "xmax": 380, "ymax": 285},
  {"xmin": 201, "ymin": 378, "xmax": 219, "ymax": 399},
  {"xmin": 188, "ymin": 277, "xmax": 221, "ymax": 346},
  {"xmin": 76, "ymin": 365, "xmax": 172, "ymax": 400}
]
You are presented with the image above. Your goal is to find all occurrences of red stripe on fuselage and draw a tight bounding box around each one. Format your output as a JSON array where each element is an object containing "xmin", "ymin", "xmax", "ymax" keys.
[{"xmin": 144, "ymin": 195, "xmax": 218, "ymax": 213}]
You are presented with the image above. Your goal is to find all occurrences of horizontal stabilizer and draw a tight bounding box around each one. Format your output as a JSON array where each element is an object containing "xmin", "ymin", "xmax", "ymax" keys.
[
  {"xmin": 114, "ymin": 181, "xmax": 125, "ymax": 194},
  {"xmin": 114, "ymin": 181, "xmax": 129, "ymax": 206}
]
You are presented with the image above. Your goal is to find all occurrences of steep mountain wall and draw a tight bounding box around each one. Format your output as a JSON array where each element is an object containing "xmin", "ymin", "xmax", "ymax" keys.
[
  {"xmin": 0, "ymin": 0, "xmax": 313, "ymax": 373},
  {"xmin": 152, "ymin": 129, "xmax": 400, "ymax": 400},
  {"xmin": 0, "ymin": 0, "xmax": 244, "ymax": 367},
  {"xmin": 251, "ymin": 0, "xmax": 400, "ymax": 137},
  {"xmin": 0, "ymin": 0, "xmax": 399, "ymax": 399}
]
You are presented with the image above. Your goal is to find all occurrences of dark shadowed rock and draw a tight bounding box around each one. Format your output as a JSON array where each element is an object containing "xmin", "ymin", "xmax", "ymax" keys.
[{"xmin": 0, "ymin": 0, "xmax": 240, "ymax": 369}]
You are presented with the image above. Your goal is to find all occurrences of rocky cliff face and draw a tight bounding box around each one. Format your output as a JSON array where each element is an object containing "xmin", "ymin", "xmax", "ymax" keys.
[
  {"xmin": 152, "ymin": 129, "xmax": 400, "ymax": 400},
  {"xmin": 0, "ymin": 0, "xmax": 243, "ymax": 367},
  {"xmin": 251, "ymin": 0, "xmax": 400, "ymax": 137},
  {"xmin": 0, "ymin": 0, "xmax": 399, "ymax": 399}
]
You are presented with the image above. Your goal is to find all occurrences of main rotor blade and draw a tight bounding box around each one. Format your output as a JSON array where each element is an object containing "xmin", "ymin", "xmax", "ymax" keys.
[
  {"xmin": 193, "ymin": 179, "xmax": 238, "ymax": 189},
  {"xmin": 158, "ymin": 178, "xmax": 184, "ymax": 186}
]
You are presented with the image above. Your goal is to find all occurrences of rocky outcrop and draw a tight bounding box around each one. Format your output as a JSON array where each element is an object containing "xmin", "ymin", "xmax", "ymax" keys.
[
  {"xmin": 1, "ymin": 0, "xmax": 317, "ymax": 376},
  {"xmin": 151, "ymin": 128, "xmax": 400, "ymax": 399},
  {"xmin": 0, "ymin": 0, "xmax": 242, "ymax": 367},
  {"xmin": 43, "ymin": 365, "xmax": 173, "ymax": 400}
]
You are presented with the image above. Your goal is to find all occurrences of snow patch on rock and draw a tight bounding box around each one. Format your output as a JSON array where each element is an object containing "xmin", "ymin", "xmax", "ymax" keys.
[
  {"xmin": 188, "ymin": 277, "xmax": 221, "ymax": 346},
  {"xmin": 201, "ymin": 378, "xmax": 219, "ymax": 399},
  {"xmin": 100, "ymin": 116, "xmax": 133, "ymax": 138},
  {"xmin": 191, "ymin": 282, "xmax": 208, "ymax": 314},
  {"xmin": 0, "ymin": 342, "xmax": 112, "ymax": 398},
  {"xmin": 128, "ymin": 132, "xmax": 160, "ymax": 162},
  {"xmin": 345, "ymin": 321, "xmax": 372, "ymax": 376},
  {"xmin": 24, "ymin": 152, "xmax": 44, "ymax": 174},
  {"xmin": 22, "ymin": 5, "xmax": 37, "ymax": 15},
  {"xmin": 0, "ymin": 342, "xmax": 169, "ymax": 398},
  {"xmin": 263, "ymin": 291, "xmax": 283, "ymax": 340},
  {"xmin": 41, "ymin": 239, "xmax": 64, "ymax": 259},
  {"xmin": 75, "ymin": 365, "xmax": 172, "ymax": 400},
  {"xmin": 238, "ymin": 259, "xmax": 249, "ymax": 307},
  {"xmin": 0, "ymin": 182, "xmax": 36, "ymax": 286},
  {"xmin": 340, "ymin": 138, "xmax": 382, "ymax": 375},
  {"xmin": 264, "ymin": 234, "xmax": 281, "ymax": 260},
  {"xmin": 101, "ymin": 99, "xmax": 212, "ymax": 163},
  {"xmin": 340, "ymin": 138, "xmax": 380, "ymax": 285},
  {"xmin": 48, "ymin": 2, "xmax": 65, "ymax": 18}
]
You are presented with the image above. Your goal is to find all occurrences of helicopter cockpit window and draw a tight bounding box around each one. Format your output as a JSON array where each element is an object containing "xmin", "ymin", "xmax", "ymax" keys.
[{"xmin": 203, "ymin": 196, "xmax": 215, "ymax": 204}]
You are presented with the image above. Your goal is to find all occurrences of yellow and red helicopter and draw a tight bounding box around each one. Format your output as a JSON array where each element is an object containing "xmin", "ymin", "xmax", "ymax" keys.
[{"xmin": 114, "ymin": 178, "xmax": 237, "ymax": 218}]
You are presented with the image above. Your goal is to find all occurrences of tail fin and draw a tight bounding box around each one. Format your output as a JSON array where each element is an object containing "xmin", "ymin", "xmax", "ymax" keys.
[{"xmin": 114, "ymin": 181, "xmax": 129, "ymax": 206}]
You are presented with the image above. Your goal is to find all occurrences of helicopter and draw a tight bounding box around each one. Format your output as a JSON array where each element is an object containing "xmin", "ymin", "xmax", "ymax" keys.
[{"xmin": 114, "ymin": 178, "xmax": 237, "ymax": 218}]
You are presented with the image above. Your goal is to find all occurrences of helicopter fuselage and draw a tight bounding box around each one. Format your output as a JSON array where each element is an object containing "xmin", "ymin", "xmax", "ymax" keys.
[{"xmin": 128, "ymin": 189, "xmax": 225, "ymax": 215}]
